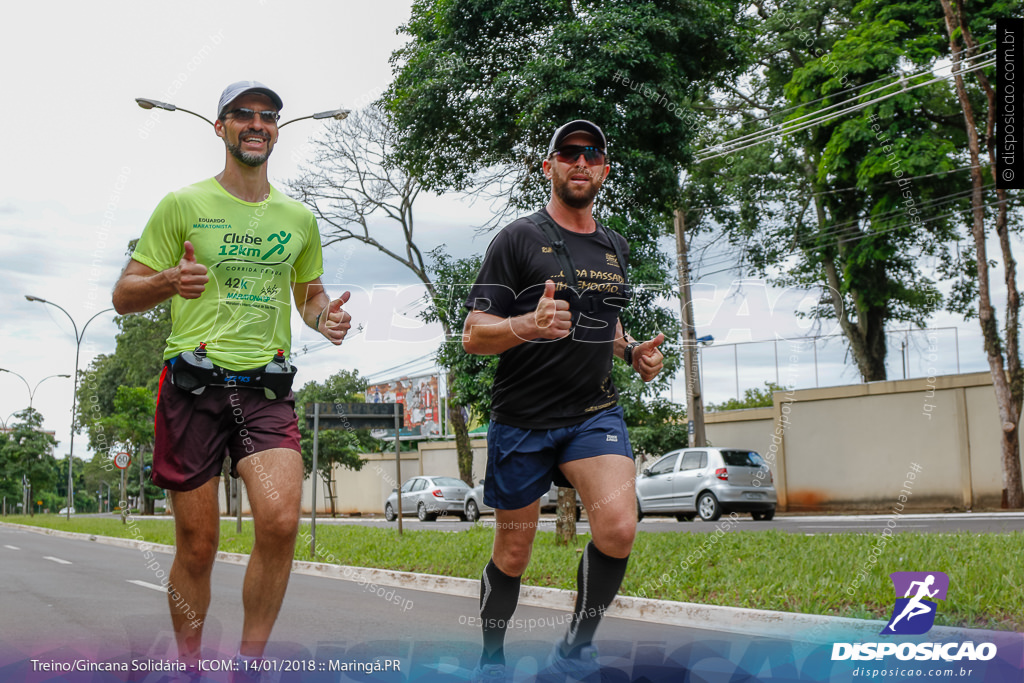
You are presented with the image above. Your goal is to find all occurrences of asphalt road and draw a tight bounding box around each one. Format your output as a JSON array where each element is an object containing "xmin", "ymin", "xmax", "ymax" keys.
[
  {"xmin": 1, "ymin": 525, "xmax": 1021, "ymax": 682},
  {"xmin": 0, "ymin": 524, "xmax": 803, "ymax": 680}
]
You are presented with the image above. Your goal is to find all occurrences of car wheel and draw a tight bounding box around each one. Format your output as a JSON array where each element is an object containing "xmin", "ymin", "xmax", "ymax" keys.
[
  {"xmin": 697, "ymin": 492, "xmax": 722, "ymax": 522},
  {"xmin": 636, "ymin": 497, "xmax": 644, "ymax": 522},
  {"xmin": 762, "ymin": 508, "xmax": 775, "ymax": 521},
  {"xmin": 466, "ymin": 500, "xmax": 480, "ymax": 522},
  {"xmin": 675, "ymin": 513, "xmax": 695, "ymax": 522},
  {"xmin": 417, "ymin": 502, "xmax": 437, "ymax": 522},
  {"xmin": 384, "ymin": 503, "xmax": 396, "ymax": 522}
]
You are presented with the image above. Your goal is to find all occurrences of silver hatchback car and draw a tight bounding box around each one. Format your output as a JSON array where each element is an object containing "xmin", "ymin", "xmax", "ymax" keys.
[
  {"xmin": 384, "ymin": 476, "xmax": 471, "ymax": 522},
  {"xmin": 635, "ymin": 447, "xmax": 777, "ymax": 522}
]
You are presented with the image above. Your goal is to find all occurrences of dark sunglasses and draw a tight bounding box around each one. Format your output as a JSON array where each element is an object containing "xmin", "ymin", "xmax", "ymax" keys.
[
  {"xmin": 549, "ymin": 145, "xmax": 606, "ymax": 165},
  {"xmin": 224, "ymin": 108, "xmax": 281, "ymax": 124}
]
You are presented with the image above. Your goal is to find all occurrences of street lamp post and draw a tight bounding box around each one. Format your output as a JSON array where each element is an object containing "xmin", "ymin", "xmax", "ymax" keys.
[
  {"xmin": 0, "ymin": 369, "xmax": 72, "ymax": 410},
  {"xmin": 135, "ymin": 98, "xmax": 350, "ymax": 128},
  {"xmin": 25, "ymin": 296, "xmax": 115, "ymax": 521}
]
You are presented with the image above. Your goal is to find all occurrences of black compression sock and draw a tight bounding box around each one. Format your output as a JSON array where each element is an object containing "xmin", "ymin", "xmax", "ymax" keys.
[
  {"xmin": 479, "ymin": 559, "xmax": 521, "ymax": 667},
  {"xmin": 563, "ymin": 541, "xmax": 629, "ymax": 658}
]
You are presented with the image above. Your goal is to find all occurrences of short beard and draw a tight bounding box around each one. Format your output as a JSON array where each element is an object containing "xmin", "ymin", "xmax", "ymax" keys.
[
  {"xmin": 554, "ymin": 172, "xmax": 601, "ymax": 209},
  {"xmin": 226, "ymin": 139, "xmax": 271, "ymax": 167}
]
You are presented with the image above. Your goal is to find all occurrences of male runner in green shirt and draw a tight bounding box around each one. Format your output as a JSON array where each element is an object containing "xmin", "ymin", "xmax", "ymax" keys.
[{"xmin": 113, "ymin": 81, "xmax": 351, "ymax": 672}]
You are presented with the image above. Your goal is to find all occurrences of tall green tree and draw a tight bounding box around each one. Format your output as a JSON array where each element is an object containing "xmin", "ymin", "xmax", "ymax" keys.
[
  {"xmin": 384, "ymin": 0, "xmax": 748, "ymax": 377},
  {"xmin": 97, "ymin": 386, "xmax": 160, "ymax": 518},
  {"xmin": 688, "ymin": 0, "xmax": 987, "ymax": 381},
  {"xmin": 0, "ymin": 408, "xmax": 59, "ymax": 515},
  {"xmin": 295, "ymin": 370, "xmax": 376, "ymax": 517}
]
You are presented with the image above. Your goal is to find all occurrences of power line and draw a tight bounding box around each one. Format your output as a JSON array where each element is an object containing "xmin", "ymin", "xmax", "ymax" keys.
[
  {"xmin": 364, "ymin": 352, "xmax": 439, "ymax": 383},
  {"xmin": 731, "ymin": 39, "xmax": 997, "ymax": 125},
  {"xmin": 697, "ymin": 50, "xmax": 996, "ymax": 159},
  {"xmin": 687, "ymin": 194, "xmax": 1014, "ymax": 278},
  {"xmin": 700, "ymin": 59, "xmax": 995, "ymax": 161},
  {"xmin": 688, "ymin": 184, "xmax": 1001, "ymax": 274},
  {"xmin": 697, "ymin": 58, "xmax": 995, "ymax": 161}
]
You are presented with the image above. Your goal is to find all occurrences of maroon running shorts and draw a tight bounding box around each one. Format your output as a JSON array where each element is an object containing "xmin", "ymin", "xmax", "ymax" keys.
[{"xmin": 152, "ymin": 364, "xmax": 301, "ymax": 492}]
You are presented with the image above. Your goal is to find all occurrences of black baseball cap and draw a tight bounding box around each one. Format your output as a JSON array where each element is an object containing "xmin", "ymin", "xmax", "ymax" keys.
[
  {"xmin": 217, "ymin": 80, "xmax": 284, "ymax": 120},
  {"xmin": 547, "ymin": 120, "xmax": 607, "ymax": 156}
]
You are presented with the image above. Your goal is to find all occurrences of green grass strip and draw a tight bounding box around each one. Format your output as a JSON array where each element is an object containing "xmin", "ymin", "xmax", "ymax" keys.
[{"xmin": 7, "ymin": 515, "xmax": 1021, "ymax": 631}]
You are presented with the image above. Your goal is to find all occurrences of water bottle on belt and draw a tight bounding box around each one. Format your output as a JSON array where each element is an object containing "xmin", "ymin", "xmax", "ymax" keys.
[
  {"xmin": 261, "ymin": 349, "xmax": 297, "ymax": 400},
  {"xmin": 171, "ymin": 342, "xmax": 217, "ymax": 394}
]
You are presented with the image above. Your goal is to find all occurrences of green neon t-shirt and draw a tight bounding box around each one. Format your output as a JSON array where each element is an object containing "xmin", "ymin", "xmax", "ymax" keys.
[{"xmin": 133, "ymin": 178, "xmax": 324, "ymax": 371}]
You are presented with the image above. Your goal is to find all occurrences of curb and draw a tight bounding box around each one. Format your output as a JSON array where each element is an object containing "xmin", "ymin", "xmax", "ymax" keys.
[{"xmin": 0, "ymin": 521, "xmax": 1000, "ymax": 644}]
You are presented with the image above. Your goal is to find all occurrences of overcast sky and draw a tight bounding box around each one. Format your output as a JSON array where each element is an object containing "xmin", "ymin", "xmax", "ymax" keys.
[{"xmin": 0, "ymin": 0, "xmax": 1004, "ymax": 464}]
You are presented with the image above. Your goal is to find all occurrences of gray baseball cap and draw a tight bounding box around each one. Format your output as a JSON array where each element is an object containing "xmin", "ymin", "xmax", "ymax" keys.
[
  {"xmin": 217, "ymin": 80, "xmax": 283, "ymax": 119},
  {"xmin": 547, "ymin": 120, "xmax": 607, "ymax": 156}
]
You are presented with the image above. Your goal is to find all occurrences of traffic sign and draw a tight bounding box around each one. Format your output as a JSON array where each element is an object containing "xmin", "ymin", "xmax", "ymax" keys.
[{"xmin": 114, "ymin": 452, "xmax": 131, "ymax": 470}]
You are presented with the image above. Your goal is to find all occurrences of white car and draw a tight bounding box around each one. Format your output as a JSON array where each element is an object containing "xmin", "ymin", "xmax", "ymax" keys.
[{"xmin": 58, "ymin": 507, "xmax": 76, "ymax": 515}]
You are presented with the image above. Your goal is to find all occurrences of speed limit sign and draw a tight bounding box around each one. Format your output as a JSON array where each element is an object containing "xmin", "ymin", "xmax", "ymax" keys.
[{"xmin": 114, "ymin": 452, "xmax": 132, "ymax": 470}]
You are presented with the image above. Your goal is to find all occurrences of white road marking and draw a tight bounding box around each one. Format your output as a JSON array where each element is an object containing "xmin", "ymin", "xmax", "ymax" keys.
[
  {"xmin": 127, "ymin": 579, "xmax": 167, "ymax": 593},
  {"xmin": 802, "ymin": 528, "xmax": 933, "ymax": 532},
  {"xmin": 43, "ymin": 556, "xmax": 72, "ymax": 565},
  {"xmin": 4, "ymin": 545, "xmax": 20, "ymax": 550}
]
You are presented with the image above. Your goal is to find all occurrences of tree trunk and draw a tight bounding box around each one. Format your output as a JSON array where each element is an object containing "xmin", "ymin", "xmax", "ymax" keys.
[
  {"xmin": 940, "ymin": 0, "xmax": 1023, "ymax": 507},
  {"xmin": 326, "ymin": 473, "xmax": 337, "ymax": 517},
  {"xmin": 447, "ymin": 394, "xmax": 474, "ymax": 486},
  {"xmin": 555, "ymin": 486, "xmax": 577, "ymax": 546},
  {"xmin": 814, "ymin": 188, "xmax": 888, "ymax": 383}
]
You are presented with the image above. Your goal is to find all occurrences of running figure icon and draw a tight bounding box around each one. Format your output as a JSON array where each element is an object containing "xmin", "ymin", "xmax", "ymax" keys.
[{"xmin": 887, "ymin": 574, "xmax": 940, "ymax": 632}]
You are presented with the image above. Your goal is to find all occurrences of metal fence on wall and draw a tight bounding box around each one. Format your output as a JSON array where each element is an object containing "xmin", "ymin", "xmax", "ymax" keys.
[{"xmin": 686, "ymin": 326, "xmax": 978, "ymax": 406}]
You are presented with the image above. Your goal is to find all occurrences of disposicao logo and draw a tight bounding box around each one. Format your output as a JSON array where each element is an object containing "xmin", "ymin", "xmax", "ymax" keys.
[
  {"xmin": 882, "ymin": 571, "xmax": 948, "ymax": 635},
  {"xmin": 831, "ymin": 571, "xmax": 998, "ymax": 663}
]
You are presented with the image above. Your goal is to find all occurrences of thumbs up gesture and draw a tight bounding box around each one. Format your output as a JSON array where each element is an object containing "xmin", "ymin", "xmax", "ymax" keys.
[
  {"xmin": 534, "ymin": 279, "xmax": 572, "ymax": 340},
  {"xmin": 632, "ymin": 333, "xmax": 665, "ymax": 382},
  {"xmin": 174, "ymin": 240, "xmax": 208, "ymax": 299},
  {"xmin": 319, "ymin": 291, "xmax": 352, "ymax": 345}
]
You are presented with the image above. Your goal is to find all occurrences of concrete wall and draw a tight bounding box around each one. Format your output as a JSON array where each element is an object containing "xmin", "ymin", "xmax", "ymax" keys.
[
  {"xmin": 704, "ymin": 372, "xmax": 1006, "ymax": 512},
  {"xmin": 219, "ymin": 373, "xmax": 1010, "ymax": 515},
  {"xmin": 222, "ymin": 440, "xmax": 489, "ymax": 515}
]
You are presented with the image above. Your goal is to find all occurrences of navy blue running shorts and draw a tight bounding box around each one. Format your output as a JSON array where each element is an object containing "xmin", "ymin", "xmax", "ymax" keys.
[{"xmin": 483, "ymin": 406, "xmax": 633, "ymax": 510}]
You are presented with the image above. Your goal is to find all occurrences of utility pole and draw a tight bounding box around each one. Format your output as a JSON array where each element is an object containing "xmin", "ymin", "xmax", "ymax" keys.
[{"xmin": 674, "ymin": 208, "xmax": 707, "ymax": 447}]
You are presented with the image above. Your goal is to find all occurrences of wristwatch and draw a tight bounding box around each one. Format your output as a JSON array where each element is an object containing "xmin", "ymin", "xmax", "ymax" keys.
[{"xmin": 624, "ymin": 341, "xmax": 642, "ymax": 366}]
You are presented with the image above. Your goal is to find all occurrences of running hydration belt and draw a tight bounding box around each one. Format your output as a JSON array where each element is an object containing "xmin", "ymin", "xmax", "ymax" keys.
[{"xmin": 169, "ymin": 344, "xmax": 297, "ymax": 400}]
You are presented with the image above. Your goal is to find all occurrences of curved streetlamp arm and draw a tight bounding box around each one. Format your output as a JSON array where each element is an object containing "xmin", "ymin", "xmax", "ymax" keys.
[
  {"xmin": 136, "ymin": 98, "xmax": 215, "ymax": 127},
  {"xmin": 137, "ymin": 98, "xmax": 348, "ymax": 130},
  {"xmin": 279, "ymin": 109, "xmax": 351, "ymax": 128},
  {"xmin": 0, "ymin": 368, "xmax": 31, "ymax": 397}
]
